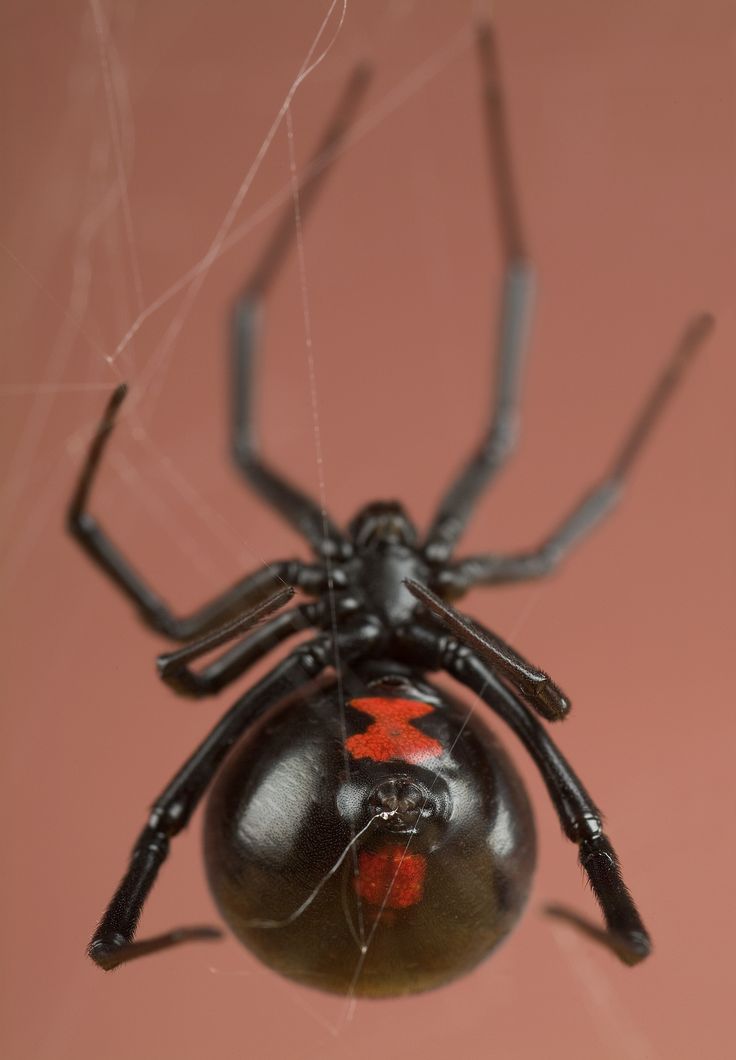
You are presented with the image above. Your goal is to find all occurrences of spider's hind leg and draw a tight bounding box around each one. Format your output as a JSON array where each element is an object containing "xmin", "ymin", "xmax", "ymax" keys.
[
  {"xmin": 446, "ymin": 642, "xmax": 651, "ymax": 964},
  {"xmin": 400, "ymin": 622, "xmax": 651, "ymax": 965},
  {"xmin": 88, "ymin": 628, "xmax": 357, "ymax": 969}
]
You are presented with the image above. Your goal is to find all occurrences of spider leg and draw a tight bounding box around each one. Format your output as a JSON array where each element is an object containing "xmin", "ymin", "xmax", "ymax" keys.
[
  {"xmin": 67, "ymin": 385, "xmax": 326, "ymax": 640},
  {"xmin": 404, "ymin": 578, "xmax": 569, "ymax": 720},
  {"xmin": 89, "ymin": 620, "xmax": 380, "ymax": 969},
  {"xmin": 424, "ymin": 23, "xmax": 534, "ymax": 562},
  {"xmin": 398, "ymin": 624, "xmax": 651, "ymax": 964},
  {"xmin": 441, "ymin": 312, "xmax": 714, "ymax": 593},
  {"xmin": 157, "ymin": 595, "xmax": 325, "ymax": 698},
  {"xmin": 232, "ymin": 66, "xmax": 371, "ymax": 560}
]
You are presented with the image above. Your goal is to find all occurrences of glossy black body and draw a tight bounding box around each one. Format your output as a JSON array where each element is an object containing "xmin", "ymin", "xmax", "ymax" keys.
[
  {"xmin": 204, "ymin": 674, "xmax": 536, "ymax": 996},
  {"xmin": 68, "ymin": 23, "xmax": 707, "ymax": 981}
]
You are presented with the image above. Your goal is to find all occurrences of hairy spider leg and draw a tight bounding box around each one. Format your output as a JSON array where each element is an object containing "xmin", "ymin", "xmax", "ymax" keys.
[
  {"xmin": 232, "ymin": 66, "xmax": 372, "ymax": 561},
  {"xmin": 67, "ymin": 384, "xmax": 326, "ymax": 640},
  {"xmin": 404, "ymin": 577, "xmax": 569, "ymax": 721},
  {"xmin": 88, "ymin": 622, "xmax": 380, "ymax": 969},
  {"xmin": 440, "ymin": 312, "xmax": 714, "ymax": 592},
  {"xmin": 424, "ymin": 23, "xmax": 535, "ymax": 562},
  {"xmin": 156, "ymin": 595, "xmax": 332, "ymax": 698},
  {"xmin": 400, "ymin": 623, "xmax": 650, "ymax": 965}
]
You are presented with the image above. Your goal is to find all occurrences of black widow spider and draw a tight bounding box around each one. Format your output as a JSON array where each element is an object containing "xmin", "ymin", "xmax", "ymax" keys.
[{"xmin": 69, "ymin": 26, "xmax": 712, "ymax": 995}]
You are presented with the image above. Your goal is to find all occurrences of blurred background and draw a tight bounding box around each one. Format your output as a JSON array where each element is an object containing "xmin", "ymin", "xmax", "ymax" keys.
[{"xmin": 1, "ymin": 2, "xmax": 734, "ymax": 1058}]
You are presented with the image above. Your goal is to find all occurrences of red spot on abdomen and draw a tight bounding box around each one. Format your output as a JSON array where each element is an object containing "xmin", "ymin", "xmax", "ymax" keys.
[
  {"xmin": 354, "ymin": 846, "xmax": 427, "ymax": 909},
  {"xmin": 346, "ymin": 697, "xmax": 442, "ymax": 763}
]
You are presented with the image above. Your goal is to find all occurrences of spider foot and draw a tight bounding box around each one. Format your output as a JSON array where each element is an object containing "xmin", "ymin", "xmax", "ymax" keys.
[
  {"xmin": 544, "ymin": 904, "xmax": 651, "ymax": 965},
  {"xmin": 88, "ymin": 925, "xmax": 222, "ymax": 970},
  {"xmin": 529, "ymin": 679, "xmax": 570, "ymax": 721}
]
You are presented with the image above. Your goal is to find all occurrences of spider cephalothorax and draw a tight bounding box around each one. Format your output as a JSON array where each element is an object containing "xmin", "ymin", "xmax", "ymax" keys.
[
  {"xmin": 347, "ymin": 500, "xmax": 418, "ymax": 550},
  {"xmin": 70, "ymin": 23, "xmax": 711, "ymax": 988}
]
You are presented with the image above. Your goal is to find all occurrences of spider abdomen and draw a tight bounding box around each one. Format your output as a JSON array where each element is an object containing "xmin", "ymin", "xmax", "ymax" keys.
[{"xmin": 204, "ymin": 676, "xmax": 536, "ymax": 996}]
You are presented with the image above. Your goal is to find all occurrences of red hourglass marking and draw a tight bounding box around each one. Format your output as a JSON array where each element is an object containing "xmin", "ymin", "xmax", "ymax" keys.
[{"xmin": 346, "ymin": 697, "xmax": 442, "ymax": 763}]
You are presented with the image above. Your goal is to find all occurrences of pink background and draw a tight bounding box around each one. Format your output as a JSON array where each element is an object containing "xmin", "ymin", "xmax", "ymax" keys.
[{"xmin": 1, "ymin": 2, "xmax": 734, "ymax": 1058}]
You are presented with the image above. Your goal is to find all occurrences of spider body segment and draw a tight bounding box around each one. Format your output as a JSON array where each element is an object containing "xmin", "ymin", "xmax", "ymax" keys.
[
  {"xmin": 69, "ymin": 26, "xmax": 712, "ymax": 988},
  {"xmin": 205, "ymin": 669, "xmax": 535, "ymax": 996}
]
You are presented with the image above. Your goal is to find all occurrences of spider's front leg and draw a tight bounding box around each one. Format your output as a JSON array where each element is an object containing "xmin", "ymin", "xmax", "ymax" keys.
[
  {"xmin": 441, "ymin": 312, "xmax": 714, "ymax": 592},
  {"xmin": 230, "ymin": 66, "xmax": 371, "ymax": 561},
  {"xmin": 423, "ymin": 23, "xmax": 535, "ymax": 563},
  {"xmin": 67, "ymin": 385, "xmax": 326, "ymax": 641}
]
